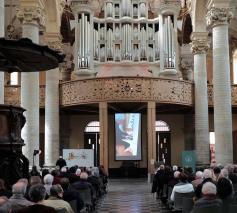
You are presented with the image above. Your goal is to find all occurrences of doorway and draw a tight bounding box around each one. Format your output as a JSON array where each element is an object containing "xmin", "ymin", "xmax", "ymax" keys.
[
  {"xmin": 155, "ymin": 121, "xmax": 171, "ymax": 165},
  {"xmin": 84, "ymin": 121, "xmax": 100, "ymax": 167}
]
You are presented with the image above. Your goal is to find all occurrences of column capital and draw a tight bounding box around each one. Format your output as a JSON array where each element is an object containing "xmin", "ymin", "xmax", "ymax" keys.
[
  {"xmin": 44, "ymin": 33, "xmax": 63, "ymax": 52},
  {"xmin": 157, "ymin": 0, "xmax": 181, "ymax": 16},
  {"xmin": 206, "ymin": 7, "xmax": 233, "ymax": 28},
  {"xmin": 191, "ymin": 32, "xmax": 209, "ymax": 55},
  {"xmin": 16, "ymin": 6, "xmax": 45, "ymax": 27}
]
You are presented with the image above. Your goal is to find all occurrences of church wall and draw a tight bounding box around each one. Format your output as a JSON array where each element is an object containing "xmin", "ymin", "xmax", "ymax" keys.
[{"xmin": 157, "ymin": 114, "xmax": 185, "ymax": 166}]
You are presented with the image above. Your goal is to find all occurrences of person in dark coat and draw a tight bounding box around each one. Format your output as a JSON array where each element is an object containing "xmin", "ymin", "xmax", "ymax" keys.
[
  {"xmin": 56, "ymin": 156, "xmax": 67, "ymax": 170},
  {"xmin": 192, "ymin": 182, "xmax": 222, "ymax": 212},
  {"xmin": 60, "ymin": 177, "xmax": 84, "ymax": 212},
  {"xmin": 152, "ymin": 165, "xmax": 166, "ymax": 199}
]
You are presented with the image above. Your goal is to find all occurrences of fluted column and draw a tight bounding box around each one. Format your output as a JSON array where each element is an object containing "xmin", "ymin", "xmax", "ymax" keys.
[
  {"xmin": 207, "ymin": 7, "xmax": 233, "ymax": 164},
  {"xmin": 0, "ymin": 0, "xmax": 4, "ymax": 104},
  {"xmin": 147, "ymin": 102, "xmax": 156, "ymax": 176},
  {"xmin": 99, "ymin": 102, "xmax": 108, "ymax": 174},
  {"xmin": 191, "ymin": 32, "xmax": 210, "ymax": 165},
  {"xmin": 17, "ymin": 6, "xmax": 45, "ymax": 167}
]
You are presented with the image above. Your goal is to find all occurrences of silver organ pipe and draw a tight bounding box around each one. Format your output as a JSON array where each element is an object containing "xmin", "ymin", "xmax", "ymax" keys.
[
  {"xmin": 107, "ymin": 2, "xmax": 113, "ymax": 18},
  {"xmin": 140, "ymin": 3, "xmax": 146, "ymax": 18},
  {"xmin": 81, "ymin": 13, "xmax": 85, "ymax": 67}
]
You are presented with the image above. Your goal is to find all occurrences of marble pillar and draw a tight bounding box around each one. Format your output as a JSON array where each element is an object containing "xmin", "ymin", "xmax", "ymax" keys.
[
  {"xmin": 207, "ymin": 7, "xmax": 233, "ymax": 164},
  {"xmin": 0, "ymin": 0, "xmax": 4, "ymax": 104},
  {"xmin": 17, "ymin": 7, "xmax": 44, "ymax": 167},
  {"xmin": 45, "ymin": 68, "xmax": 59, "ymax": 167},
  {"xmin": 147, "ymin": 102, "xmax": 156, "ymax": 175},
  {"xmin": 191, "ymin": 32, "xmax": 210, "ymax": 165},
  {"xmin": 99, "ymin": 102, "xmax": 108, "ymax": 174}
]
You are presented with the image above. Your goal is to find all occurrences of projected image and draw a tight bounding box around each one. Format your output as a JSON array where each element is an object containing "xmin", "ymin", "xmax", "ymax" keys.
[{"xmin": 115, "ymin": 113, "xmax": 141, "ymax": 160}]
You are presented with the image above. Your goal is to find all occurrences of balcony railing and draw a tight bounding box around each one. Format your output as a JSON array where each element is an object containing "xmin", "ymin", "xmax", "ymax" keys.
[{"xmin": 5, "ymin": 78, "xmax": 237, "ymax": 108}]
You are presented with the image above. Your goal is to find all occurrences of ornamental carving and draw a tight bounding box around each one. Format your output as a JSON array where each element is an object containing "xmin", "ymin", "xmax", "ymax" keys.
[
  {"xmin": 60, "ymin": 77, "xmax": 194, "ymax": 106},
  {"xmin": 191, "ymin": 32, "xmax": 209, "ymax": 55},
  {"xmin": 16, "ymin": 6, "xmax": 45, "ymax": 27},
  {"xmin": 206, "ymin": 7, "xmax": 233, "ymax": 28}
]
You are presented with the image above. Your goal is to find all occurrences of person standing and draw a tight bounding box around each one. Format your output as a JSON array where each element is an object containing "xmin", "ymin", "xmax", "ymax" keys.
[{"xmin": 56, "ymin": 156, "xmax": 67, "ymax": 169}]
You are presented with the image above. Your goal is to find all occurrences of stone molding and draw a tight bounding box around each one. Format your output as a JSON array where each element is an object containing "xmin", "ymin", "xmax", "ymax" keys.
[
  {"xmin": 191, "ymin": 32, "xmax": 209, "ymax": 55},
  {"xmin": 206, "ymin": 7, "xmax": 233, "ymax": 28},
  {"xmin": 16, "ymin": 6, "xmax": 45, "ymax": 27}
]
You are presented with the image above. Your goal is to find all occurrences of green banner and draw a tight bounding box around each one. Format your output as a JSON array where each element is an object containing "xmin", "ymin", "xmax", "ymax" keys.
[{"xmin": 182, "ymin": 151, "xmax": 196, "ymax": 171}]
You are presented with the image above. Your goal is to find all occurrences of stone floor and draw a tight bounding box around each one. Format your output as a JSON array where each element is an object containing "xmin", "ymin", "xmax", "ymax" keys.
[{"xmin": 95, "ymin": 178, "xmax": 168, "ymax": 213}]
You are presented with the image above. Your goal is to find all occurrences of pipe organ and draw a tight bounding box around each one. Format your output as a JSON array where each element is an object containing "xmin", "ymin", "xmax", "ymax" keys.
[
  {"xmin": 71, "ymin": 0, "xmax": 179, "ymax": 77},
  {"xmin": 92, "ymin": 0, "xmax": 176, "ymax": 70}
]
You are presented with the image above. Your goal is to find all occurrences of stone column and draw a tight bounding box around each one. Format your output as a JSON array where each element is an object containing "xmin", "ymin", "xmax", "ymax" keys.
[
  {"xmin": 99, "ymin": 102, "xmax": 108, "ymax": 174},
  {"xmin": 207, "ymin": 7, "xmax": 233, "ymax": 164},
  {"xmin": 44, "ymin": 37, "xmax": 61, "ymax": 167},
  {"xmin": 0, "ymin": 0, "xmax": 4, "ymax": 104},
  {"xmin": 191, "ymin": 32, "xmax": 210, "ymax": 165},
  {"xmin": 17, "ymin": 6, "xmax": 45, "ymax": 167},
  {"xmin": 147, "ymin": 102, "xmax": 156, "ymax": 177}
]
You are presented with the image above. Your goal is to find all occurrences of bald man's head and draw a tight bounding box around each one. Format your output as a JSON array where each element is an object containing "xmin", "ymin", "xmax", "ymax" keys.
[{"xmin": 12, "ymin": 182, "xmax": 27, "ymax": 195}]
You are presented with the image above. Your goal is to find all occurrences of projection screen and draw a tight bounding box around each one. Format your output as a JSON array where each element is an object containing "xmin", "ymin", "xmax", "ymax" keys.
[{"xmin": 115, "ymin": 113, "xmax": 141, "ymax": 160}]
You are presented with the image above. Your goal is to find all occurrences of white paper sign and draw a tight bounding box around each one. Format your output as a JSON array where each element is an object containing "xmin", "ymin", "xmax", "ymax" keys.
[{"xmin": 63, "ymin": 149, "xmax": 94, "ymax": 168}]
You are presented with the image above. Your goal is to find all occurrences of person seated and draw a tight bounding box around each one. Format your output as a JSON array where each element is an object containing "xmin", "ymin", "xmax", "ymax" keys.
[
  {"xmin": 60, "ymin": 178, "xmax": 84, "ymax": 212},
  {"xmin": 42, "ymin": 184, "xmax": 74, "ymax": 213},
  {"xmin": 44, "ymin": 174, "xmax": 54, "ymax": 196},
  {"xmin": 72, "ymin": 172, "xmax": 93, "ymax": 191},
  {"xmin": 217, "ymin": 177, "xmax": 233, "ymax": 200},
  {"xmin": 8, "ymin": 182, "xmax": 33, "ymax": 211},
  {"xmin": 51, "ymin": 170, "xmax": 61, "ymax": 185},
  {"xmin": 195, "ymin": 169, "xmax": 216, "ymax": 200},
  {"xmin": 192, "ymin": 171, "xmax": 203, "ymax": 189},
  {"xmin": 0, "ymin": 179, "xmax": 12, "ymax": 198},
  {"xmin": 17, "ymin": 184, "xmax": 56, "ymax": 213},
  {"xmin": 25, "ymin": 176, "xmax": 42, "ymax": 200},
  {"xmin": 0, "ymin": 196, "xmax": 12, "ymax": 213},
  {"xmin": 170, "ymin": 172, "xmax": 194, "ymax": 201},
  {"xmin": 213, "ymin": 167, "xmax": 221, "ymax": 181},
  {"xmin": 191, "ymin": 182, "xmax": 222, "ymax": 212}
]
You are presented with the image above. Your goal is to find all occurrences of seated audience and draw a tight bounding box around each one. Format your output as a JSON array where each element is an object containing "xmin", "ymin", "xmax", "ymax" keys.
[
  {"xmin": 43, "ymin": 184, "xmax": 74, "ymax": 213},
  {"xmin": 170, "ymin": 172, "xmax": 194, "ymax": 201},
  {"xmin": 192, "ymin": 171, "xmax": 203, "ymax": 189},
  {"xmin": 0, "ymin": 196, "xmax": 11, "ymax": 213},
  {"xmin": 0, "ymin": 179, "xmax": 12, "ymax": 198},
  {"xmin": 191, "ymin": 182, "xmax": 222, "ymax": 212},
  {"xmin": 51, "ymin": 170, "xmax": 61, "ymax": 185},
  {"xmin": 8, "ymin": 182, "xmax": 33, "ymax": 211},
  {"xmin": 213, "ymin": 167, "xmax": 221, "ymax": 181},
  {"xmin": 60, "ymin": 178, "xmax": 84, "ymax": 212},
  {"xmin": 195, "ymin": 169, "xmax": 216, "ymax": 199},
  {"xmin": 72, "ymin": 172, "xmax": 93, "ymax": 192},
  {"xmin": 217, "ymin": 177, "xmax": 233, "ymax": 200},
  {"xmin": 17, "ymin": 184, "xmax": 56, "ymax": 213},
  {"xmin": 44, "ymin": 174, "xmax": 54, "ymax": 196}
]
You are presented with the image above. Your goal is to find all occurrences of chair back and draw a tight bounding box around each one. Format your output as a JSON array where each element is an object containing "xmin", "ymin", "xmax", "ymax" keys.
[
  {"xmin": 78, "ymin": 187, "xmax": 92, "ymax": 207},
  {"xmin": 174, "ymin": 192, "xmax": 194, "ymax": 210},
  {"xmin": 192, "ymin": 205, "xmax": 222, "ymax": 213},
  {"xmin": 228, "ymin": 204, "xmax": 237, "ymax": 213},
  {"xmin": 55, "ymin": 208, "xmax": 67, "ymax": 213},
  {"xmin": 182, "ymin": 197, "xmax": 194, "ymax": 213},
  {"xmin": 69, "ymin": 199, "xmax": 77, "ymax": 213}
]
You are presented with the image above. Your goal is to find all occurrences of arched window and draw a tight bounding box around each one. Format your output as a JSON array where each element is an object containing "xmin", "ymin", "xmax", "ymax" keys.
[
  {"xmin": 233, "ymin": 50, "xmax": 237, "ymax": 84},
  {"xmin": 10, "ymin": 72, "xmax": 18, "ymax": 85},
  {"xmin": 155, "ymin": 120, "xmax": 170, "ymax": 132},
  {"xmin": 84, "ymin": 121, "xmax": 100, "ymax": 133}
]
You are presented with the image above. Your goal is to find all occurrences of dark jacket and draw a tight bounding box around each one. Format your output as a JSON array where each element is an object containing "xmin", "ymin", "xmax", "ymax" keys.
[{"xmin": 16, "ymin": 204, "xmax": 56, "ymax": 213}]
